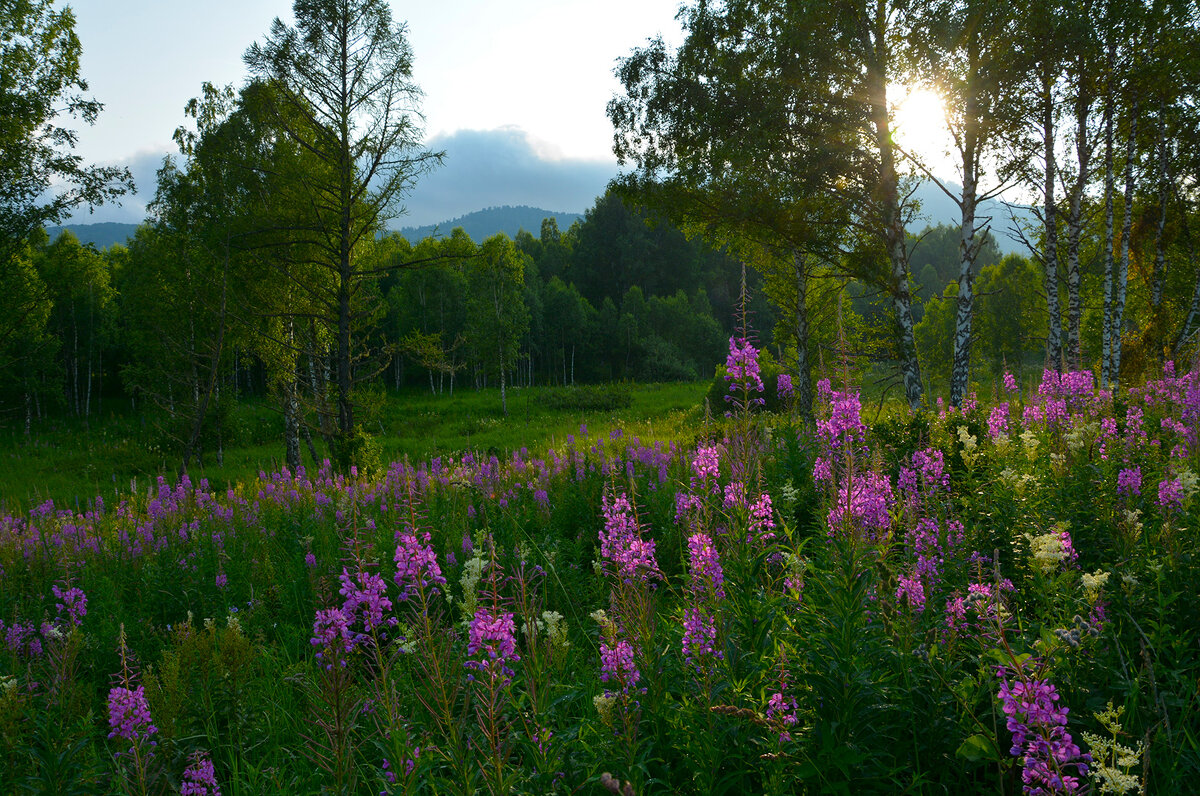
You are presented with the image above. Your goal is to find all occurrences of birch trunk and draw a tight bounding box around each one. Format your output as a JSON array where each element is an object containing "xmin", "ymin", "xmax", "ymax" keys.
[
  {"xmin": 1111, "ymin": 99, "xmax": 1138, "ymax": 390},
  {"xmin": 1041, "ymin": 71, "xmax": 1063, "ymax": 371},
  {"xmin": 951, "ymin": 160, "xmax": 978, "ymax": 408},
  {"xmin": 1151, "ymin": 111, "xmax": 1169, "ymax": 313},
  {"xmin": 1101, "ymin": 68, "xmax": 1116, "ymax": 388},
  {"xmin": 1065, "ymin": 68, "xmax": 1091, "ymax": 371}
]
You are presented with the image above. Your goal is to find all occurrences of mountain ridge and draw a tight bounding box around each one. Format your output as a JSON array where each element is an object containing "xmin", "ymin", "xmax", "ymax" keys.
[{"xmin": 47, "ymin": 183, "xmax": 1035, "ymax": 254}]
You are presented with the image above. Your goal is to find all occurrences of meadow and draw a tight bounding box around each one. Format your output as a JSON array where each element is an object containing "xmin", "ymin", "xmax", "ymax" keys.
[
  {"xmin": 0, "ymin": 381, "xmax": 707, "ymax": 512},
  {"xmin": 1, "ymin": 359, "xmax": 1198, "ymax": 795}
]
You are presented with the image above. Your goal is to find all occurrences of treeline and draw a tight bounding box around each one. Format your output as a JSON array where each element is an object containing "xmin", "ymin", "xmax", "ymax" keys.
[{"xmin": 0, "ymin": 188, "xmax": 765, "ymax": 461}]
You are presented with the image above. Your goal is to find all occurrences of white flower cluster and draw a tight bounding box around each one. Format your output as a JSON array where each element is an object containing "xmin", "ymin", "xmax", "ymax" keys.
[
  {"xmin": 778, "ymin": 480, "xmax": 800, "ymax": 510},
  {"xmin": 1178, "ymin": 468, "xmax": 1199, "ymax": 503},
  {"xmin": 1082, "ymin": 569, "xmax": 1110, "ymax": 603},
  {"xmin": 1065, "ymin": 421, "xmax": 1096, "ymax": 453},
  {"xmin": 1000, "ymin": 468, "xmax": 1039, "ymax": 494},
  {"xmin": 1025, "ymin": 531, "xmax": 1067, "ymax": 575},
  {"xmin": 459, "ymin": 549, "xmax": 486, "ymax": 623},
  {"xmin": 1020, "ymin": 429, "xmax": 1041, "ymax": 461},
  {"xmin": 957, "ymin": 426, "xmax": 980, "ymax": 469},
  {"xmin": 1083, "ymin": 701, "xmax": 1144, "ymax": 794},
  {"xmin": 523, "ymin": 610, "xmax": 569, "ymax": 650}
]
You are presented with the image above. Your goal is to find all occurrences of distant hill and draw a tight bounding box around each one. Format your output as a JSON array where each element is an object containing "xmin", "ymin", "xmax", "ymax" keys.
[
  {"xmin": 46, "ymin": 193, "xmax": 1032, "ymax": 256},
  {"xmin": 396, "ymin": 205, "xmax": 583, "ymax": 244},
  {"xmin": 908, "ymin": 180, "xmax": 1036, "ymax": 255},
  {"xmin": 46, "ymin": 222, "xmax": 139, "ymax": 250}
]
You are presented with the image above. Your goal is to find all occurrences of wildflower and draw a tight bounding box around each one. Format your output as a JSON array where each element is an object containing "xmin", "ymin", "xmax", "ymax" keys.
[
  {"xmin": 997, "ymin": 671, "xmax": 1091, "ymax": 793},
  {"xmin": 599, "ymin": 491, "xmax": 661, "ymax": 583},
  {"xmin": 600, "ymin": 638, "xmax": 639, "ymax": 695},
  {"xmin": 776, "ymin": 373, "xmax": 794, "ymax": 400},
  {"xmin": 541, "ymin": 611, "xmax": 569, "ymax": 650},
  {"xmin": 1082, "ymin": 701, "xmax": 1144, "ymax": 795},
  {"xmin": 674, "ymin": 491, "xmax": 702, "ymax": 525},
  {"xmin": 989, "ymin": 404, "xmax": 1011, "ymax": 439},
  {"xmin": 722, "ymin": 481, "xmax": 747, "ymax": 509},
  {"xmin": 310, "ymin": 608, "xmax": 356, "ymax": 669},
  {"xmin": 593, "ymin": 693, "xmax": 616, "ymax": 724},
  {"xmin": 1004, "ymin": 371, "xmax": 1019, "ymax": 393},
  {"xmin": 465, "ymin": 607, "xmax": 519, "ymax": 679},
  {"xmin": 51, "ymin": 584, "xmax": 87, "ymax": 627},
  {"xmin": 1158, "ymin": 477, "xmax": 1183, "ymax": 511},
  {"xmin": 393, "ymin": 531, "xmax": 447, "ymax": 600},
  {"xmin": 724, "ymin": 336, "xmax": 765, "ymax": 405},
  {"xmin": 765, "ymin": 691, "xmax": 799, "ymax": 743},
  {"xmin": 957, "ymin": 426, "xmax": 981, "ymax": 468},
  {"xmin": 896, "ymin": 575, "xmax": 926, "ymax": 613},
  {"xmin": 107, "ymin": 685, "xmax": 157, "ymax": 741},
  {"xmin": 338, "ymin": 568, "xmax": 396, "ymax": 633},
  {"xmin": 815, "ymin": 380, "xmax": 867, "ymax": 463},
  {"xmin": 687, "ymin": 533, "xmax": 725, "ymax": 599},
  {"xmin": 181, "ymin": 751, "xmax": 222, "ymax": 796},
  {"xmin": 459, "ymin": 549, "xmax": 487, "ymax": 621},
  {"xmin": 1116, "ymin": 468, "xmax": 1141, "ymax": 497},
  {"xmin": 827, "ymin": 471, "xmax": 893, "ymax": 539},
  {"xmin": 1082, "ymin": 570, "xmax": 1110, "ymax": 603},
  {"xmin": 681, "ymin": 607, "xmax": 720, "ymax": 670},
  {"xmin": 748, "ymin": 493, "xmax": 776, "ymax": 543}
]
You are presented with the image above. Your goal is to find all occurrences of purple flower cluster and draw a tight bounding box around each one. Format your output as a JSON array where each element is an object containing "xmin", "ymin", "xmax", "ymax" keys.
[
  {"xmin": 827, "ymin": 471, "xmax": 894, "ymax": 539},
  {"xmin": 896, "ymin": 575, "xmax": 926, "ymax": 612},
  {"xmin": 776, "ymin": 373, "xmax": 793, "ymax": 400},
  {"xmin": 1116, "ymin": 467, "xmax": 1142, "ymax": 497},
  {"xmin": 681, "ymin": 532, "xmax": 725, "ymax": 672},
  {"xmin": 51, "ymin": 584, "xmax": 87, "ymax": 627},
  {"xmin": 692, "ymin": 445, "xmax": 721, "ymax": 484},
  {"xmin": 747, "ymin": 493, "xmax": 776, "ymax": 543},
  {"xmin": 898, "ymin": 448, "xmax": 949, "ymax": 503},
  {"xmin": 310, "ymin": 607, "xmax": 356, "ymax": 669},
  {"xmin": 687, "ymin": 533, "xmax": 725, "ymax": 599},
  {"xmin": 997, "ymin": 671, "xmax": 1090, "ymax": 794},
  {"xmin": 765, "ymin": 690, "xmax": 799, "ymax": 742},
  {"xmin": 681, "ymin": 607, "xmax": 719, "ymax": 669},
  {"xmin": 2, "ymin": 620, "xmax": 43, "ymax": 658},
  {"xmin": 724, "ymin": 336, "xmax": 765, "ymax": 406},
  {"xmin": 393, "ymin": 531, "xmax": 447, "ymax": 600},
  {"xmin": 722, "ymin": 481, "xmax": 747, "ymax": 509},
  {"xmin": 599, "ymin": 492, "xmax": 661, "ymax": 583},
  {"xmin": 600, "ymin": 638, "xmax": 639, "ymax": 695},
  {"xmin": 181, "ymin": 751, "xmax": 222, "ymax": 796},
  {"xmin": 465, "ymin": 607, "xmax": 519, "ymax": 679},
  {"xmin": 674, "ymin": 491, "xmax": 702, "ymax": 526},
  {"xmin": 338, "ymin": 568, "xmax": 396, "ymax": 634},
  {"xmin": 1159, "ymin": 477, "xmax": 1183, "ymax": 511},
  {"xmin": 1004, "ymin": 371, "xmax": 1019, "ymax": 393},
  {"xmin": 814, "ymin": 380, "xmax": 868, "ymax": 473},
  {"xmin": 988, "ymin": 404, "xmax": 1010, "ymax": 439},
  {"xmin": 107, "ymin": 685, "xmax": 157, "ymax": 742}
]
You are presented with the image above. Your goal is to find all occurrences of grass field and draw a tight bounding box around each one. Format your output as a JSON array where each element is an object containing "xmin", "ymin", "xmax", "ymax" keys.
[{"xmin": 0, "ymin": 381, "xmax": 711, "ymax": 512}]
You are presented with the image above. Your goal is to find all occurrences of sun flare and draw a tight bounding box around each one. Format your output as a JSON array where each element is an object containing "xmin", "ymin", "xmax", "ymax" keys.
[{"xmin": 891, "ymin": 85, "xmax": 955, "ymax": 176}]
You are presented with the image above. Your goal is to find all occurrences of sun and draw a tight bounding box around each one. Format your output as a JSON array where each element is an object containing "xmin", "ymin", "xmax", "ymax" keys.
[{"xmin": 890, "ymin": 85, "xmax": 955, "ymax": 178}]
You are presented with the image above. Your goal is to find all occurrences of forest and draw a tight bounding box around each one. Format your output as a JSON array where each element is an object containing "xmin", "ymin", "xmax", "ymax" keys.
[{"xmin": 3, "ymin": 0, "xmax": 1200, "ymax": 794}]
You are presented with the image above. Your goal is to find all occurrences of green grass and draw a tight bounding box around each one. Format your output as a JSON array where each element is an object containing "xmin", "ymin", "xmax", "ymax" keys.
[{"xmin": 0, "ymin": 381, "xmax": 710, "ymax": 512}]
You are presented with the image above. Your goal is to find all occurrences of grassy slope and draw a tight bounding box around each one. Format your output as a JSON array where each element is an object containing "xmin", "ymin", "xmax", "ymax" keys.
[{"xmin": 0, "ymin": 381, "xmax": 710, "ymax": 512}]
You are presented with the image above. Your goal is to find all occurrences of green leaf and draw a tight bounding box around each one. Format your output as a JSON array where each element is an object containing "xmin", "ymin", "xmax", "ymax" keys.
[{"xmin": 956, "ymin": 733, "xmax": 999, "ymax": 763}]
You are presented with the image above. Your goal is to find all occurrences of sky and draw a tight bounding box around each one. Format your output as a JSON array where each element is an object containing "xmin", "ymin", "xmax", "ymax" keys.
[{"xmin": 65, "ymin": 0, "xmax": 687, "ymax": 226}]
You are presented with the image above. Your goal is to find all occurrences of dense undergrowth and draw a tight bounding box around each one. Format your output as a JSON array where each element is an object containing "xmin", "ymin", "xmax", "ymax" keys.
[{"xmin": 2, "ymin": 359, "xmax": 1199, "ymax": 794}]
